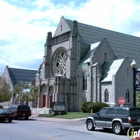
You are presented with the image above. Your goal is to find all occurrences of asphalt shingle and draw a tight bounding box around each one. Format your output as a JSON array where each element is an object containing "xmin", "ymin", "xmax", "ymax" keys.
[{"xmin": 8, "ymin": 67, "xmax": 37, "ymax": 86}]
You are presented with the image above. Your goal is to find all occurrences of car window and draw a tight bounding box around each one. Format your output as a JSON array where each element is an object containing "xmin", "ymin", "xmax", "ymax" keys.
[
  {"xmin": 130, "ymin": 108, "xmax": 140, "ymax": 116},
  {"xmin": 116, "ymin": 108, "xmax": 128, "ymax": 116},
  {"xmin": 0, "ymin": 109, "xmax": 3, "ymax": 113},
  {"xmin": 106, "ymin": 108, "xmax": 115, "ymax": 115},
  {"xmin": 98, "ymin": 108, "xmax": 108, "ymax": 115},
  {"xmin": 18, "ymin": 105, "xmax": 30, "ymax": 110}
]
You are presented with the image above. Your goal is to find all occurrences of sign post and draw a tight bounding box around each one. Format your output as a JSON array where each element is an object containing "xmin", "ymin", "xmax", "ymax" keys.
[{"xmin": 119, "ymin": 97, "xmax": 125, "ymax": 107}]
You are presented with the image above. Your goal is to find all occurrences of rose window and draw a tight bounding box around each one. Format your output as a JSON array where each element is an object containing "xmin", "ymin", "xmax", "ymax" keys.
[{"xmin": 53, "ymin": 50, "xmax": 68, "ymax": 76}]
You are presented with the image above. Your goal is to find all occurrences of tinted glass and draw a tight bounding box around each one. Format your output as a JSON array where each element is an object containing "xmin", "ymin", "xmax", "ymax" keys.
[
  {"xmin": 18, "ymin": 105, "xmax": 30, "ymax": 111},
  {"xmin": 130, "ymin": 108, "xmax": 140, "ymax": 116},
  {"xmin": 106, "ymin": 108, "xmax": 115, "ymax": 115},
  {"xmin": 0, "ymin": 109, "xmax": 11, "ymax": 113},
  {"xmin": 0, "ymin": 109, "xmax": 4, "ymax": 113},
  {"xmin": 98, "ymin": 108, "xmax": 108, "ymax": 115},
  {"xmin": 116, "ymin": 108, "xmax": 128, "ymax": 116}
]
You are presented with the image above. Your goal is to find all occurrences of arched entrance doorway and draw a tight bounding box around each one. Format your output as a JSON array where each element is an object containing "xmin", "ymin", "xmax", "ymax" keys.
[{"xmin": 41, "ymin": 84, "xmax": 47, "ymax": 108}]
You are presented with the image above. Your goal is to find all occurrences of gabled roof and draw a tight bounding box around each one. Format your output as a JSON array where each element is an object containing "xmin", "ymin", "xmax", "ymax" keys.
[
  {"xmin": 80, "ymin": 41, "xmax": 100, "ymax": 64},
  {"xmin": 7, "ymin": 66, "xmax": 37, "ymax": 86},
  {"xmin": 54, "ymin": 16, "xmax": 71, "ymax": 37},
  {"xmin": 101, "ymin": 59, "xmax": 124, "ymax": 82},
  {"xmin": 65, "ymin": 17, "xmax": 140, "ymax": 67}
]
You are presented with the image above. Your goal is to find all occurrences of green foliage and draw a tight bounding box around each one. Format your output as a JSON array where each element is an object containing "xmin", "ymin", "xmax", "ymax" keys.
[
  {"xmin": 0, "ymin": 105, "xmax": 3, "ymax": 108},
  {"xmin": 81, "ymin": 101, "xmax": 92, "ymax": 113},
  {"xmin": 136, "ymin": 91, "xmax": 140, "ymax": 107},
  {"xmin": 14, "ymin": 81, "xmax": 38, "ymax": 103},
  {"xmin": 29, "ymin": 86, "xmax": 39, "ymax": 102},
  {"xmin": 81, "ymin": 101, "xmax": 109, "ymax": 113},
  {"xmin": 0, "ymin": 77, "xmax": 12, "ymax": 102},
  {"xmin": 89, "ymin": 102, "xmax": 109, "ymax": 113},
  {"xmin": 39, "ymin": 112, "xmax": 90, "ymax": 119}
]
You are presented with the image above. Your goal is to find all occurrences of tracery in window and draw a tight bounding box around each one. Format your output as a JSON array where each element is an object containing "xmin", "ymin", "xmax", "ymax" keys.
[{"xmin": 53, "ymin": 49, "xmax": 68, "ymax": 77}]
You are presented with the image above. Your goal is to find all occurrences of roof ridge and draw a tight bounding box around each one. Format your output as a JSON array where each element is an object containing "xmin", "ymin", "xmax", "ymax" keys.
[
  {"xmin": 65, "ymin": 18, "xmax": 140, "ymax": 39},
  {"xmin": 9, "ymin": 67, "xmax": 37, "ymax": 71}
]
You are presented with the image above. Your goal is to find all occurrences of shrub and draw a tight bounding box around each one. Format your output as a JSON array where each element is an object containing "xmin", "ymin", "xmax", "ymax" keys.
[
  {"xmin": 81, "ymin": 101, "xmax": 109, "ymax": 113},
  {"xmin": 90, "ymin": 102, "xmax": 109, "ymax": 113},
  {"xmin": 0, "ymin": 105, "xmax": 3, "ymax": 108},
  {"xmin": 81, "ymin": 101, "xmax": 92, "ymax": 113}
]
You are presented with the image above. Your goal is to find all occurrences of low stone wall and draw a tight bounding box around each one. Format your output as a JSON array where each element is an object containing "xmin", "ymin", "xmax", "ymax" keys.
[{"xmin": 31, "ymin": 108, "xmax": 52, "ymax": 115}]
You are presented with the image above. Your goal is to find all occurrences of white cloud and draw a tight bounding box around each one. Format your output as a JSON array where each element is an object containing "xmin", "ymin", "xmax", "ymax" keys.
[{"xmin": 0, "ymin": 0, "xmax": 140, "ymax": 71}]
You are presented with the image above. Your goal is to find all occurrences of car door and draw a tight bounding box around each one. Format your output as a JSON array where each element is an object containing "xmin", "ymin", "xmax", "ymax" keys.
[
  {"xmin": 105, "ymin": 108, "xmax": 116, "ymax": 127},
  {"xmin": 95, "ymin": 108, "xmax": 108, "ymax": 127}
]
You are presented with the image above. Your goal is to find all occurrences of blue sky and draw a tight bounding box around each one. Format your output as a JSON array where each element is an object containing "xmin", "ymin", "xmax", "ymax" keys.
[{"xmin": 0, "ymin": 0, "xmax": 140, "ymax": 74}]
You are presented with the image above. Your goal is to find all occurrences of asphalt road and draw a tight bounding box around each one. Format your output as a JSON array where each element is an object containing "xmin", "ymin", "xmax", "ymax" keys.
[{"xmin": 0, "ymin": 117, "xmax": 129, "ymax": 140}]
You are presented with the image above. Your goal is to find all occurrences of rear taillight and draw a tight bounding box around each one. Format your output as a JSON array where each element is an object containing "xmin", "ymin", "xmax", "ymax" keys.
[{"xmin": 128, "ymin": 117, "xmax": 132, "ymax": 122}]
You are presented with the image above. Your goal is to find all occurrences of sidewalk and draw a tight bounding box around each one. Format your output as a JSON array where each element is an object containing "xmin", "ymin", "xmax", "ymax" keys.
[{"xmin": 30, "ymin": 113, "xmax": 85, "ymax": 122}]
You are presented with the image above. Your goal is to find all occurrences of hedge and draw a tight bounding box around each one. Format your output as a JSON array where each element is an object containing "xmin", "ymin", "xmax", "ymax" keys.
[{"xmin": 81, "ymin": 101, "xmax": 109, "ymax": 113}]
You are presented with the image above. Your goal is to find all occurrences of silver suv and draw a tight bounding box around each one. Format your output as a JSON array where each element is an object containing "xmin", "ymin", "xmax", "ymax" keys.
[{"xmin": 85, "ymin": 107, "xmax": 140, "ymax": 135}]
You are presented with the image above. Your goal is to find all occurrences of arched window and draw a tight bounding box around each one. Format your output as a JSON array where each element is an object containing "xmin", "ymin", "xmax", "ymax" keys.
[
  {"xmin": 83, "ymin": 71, "xmax": 87, "ymax": 90},
  {"xmin": 104, "ymin": 53, "xmax": 107, "ymax": 61},
  {"xmin": 104, "ymin": 89, "xmax": 109, "ymax": 102},
  {"xmin": 126, "ymin": 89, "xmax": 130, "ymax": 103}
]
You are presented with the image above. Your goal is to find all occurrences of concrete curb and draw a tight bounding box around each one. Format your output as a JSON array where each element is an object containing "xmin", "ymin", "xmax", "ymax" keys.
[{"xmin": 30, "ymin": 114, "xmax": 85, "ymax": 122}]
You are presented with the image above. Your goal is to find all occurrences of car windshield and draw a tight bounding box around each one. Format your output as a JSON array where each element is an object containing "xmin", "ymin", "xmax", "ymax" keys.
[{"xmin": 0, "ymin": 109, "xmax": 10, "ymax": 113}]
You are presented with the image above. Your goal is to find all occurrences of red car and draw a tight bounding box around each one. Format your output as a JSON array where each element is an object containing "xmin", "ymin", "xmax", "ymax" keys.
[
  {"xmin": 0, "ymin": 108, "xmax": 13, "ymax": 123},
  {"xmin": 8, "ymin": 104, "xmax": 31, "ymax": 120}
]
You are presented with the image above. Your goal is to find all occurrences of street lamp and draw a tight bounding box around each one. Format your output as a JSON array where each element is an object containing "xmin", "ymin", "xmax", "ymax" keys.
[{"xmin": 131, "ymin": 59, "xmax": 137, "ymax": 107}]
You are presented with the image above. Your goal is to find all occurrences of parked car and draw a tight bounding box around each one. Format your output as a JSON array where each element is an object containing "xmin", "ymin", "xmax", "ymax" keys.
[
  {"xmin": 85, "ymin": 106, "xmax": 140, "ymax": 135},
  {"xmin": 0, "ymin": 108, "xmax": 13, "ymax": 123},
  {"xmin": 8, "ymin": 104, "xmax": 31, "ymax": 120}
]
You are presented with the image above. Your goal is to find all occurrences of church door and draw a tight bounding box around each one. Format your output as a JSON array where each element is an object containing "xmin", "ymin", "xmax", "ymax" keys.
[{"xmin": 43, "ymin": 94, "xmax": 46, "ymax": 107}]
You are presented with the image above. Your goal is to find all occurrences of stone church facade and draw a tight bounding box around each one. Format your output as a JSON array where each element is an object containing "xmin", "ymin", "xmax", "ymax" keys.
[{"xmin": 35, "ymin": 16, "xmax": 140, "ymax": 111}]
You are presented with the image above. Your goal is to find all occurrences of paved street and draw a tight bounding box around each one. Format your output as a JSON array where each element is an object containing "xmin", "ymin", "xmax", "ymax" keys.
[{"xmin": 0, "ymin": 114, "xmax": 129, "ymax": 140}]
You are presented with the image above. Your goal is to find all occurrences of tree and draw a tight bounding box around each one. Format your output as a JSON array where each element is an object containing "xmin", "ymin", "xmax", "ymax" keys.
[
  {"xmin": 136, "ymin": 91, "xmax": 140, "ymax": 107},
  {"xmin": 0, "ymin": 77, "xmax": 12, "ymax": 102},
  {"xmin": 13, "ymin": 81, "xmax": 38, "ymax": 104}
]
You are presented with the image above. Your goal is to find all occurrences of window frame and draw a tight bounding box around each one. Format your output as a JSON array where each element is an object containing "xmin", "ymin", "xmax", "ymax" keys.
[{"xmin": 104, "ymin": 89, "xmax": 109, "ymax": 102}]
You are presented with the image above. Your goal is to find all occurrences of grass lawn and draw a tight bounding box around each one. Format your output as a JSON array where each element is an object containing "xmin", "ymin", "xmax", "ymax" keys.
[{"xmin": 39, "ymin": 112, "xmax": 91, "ymax": 119}]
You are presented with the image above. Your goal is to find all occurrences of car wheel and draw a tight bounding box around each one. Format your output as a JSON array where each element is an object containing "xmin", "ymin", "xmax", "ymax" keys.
[
  {"xmin": 86, "ymin": 120, "xmax": 95, "ymax": 131},
  {"xmin": 113, "ymin": 122, "xmax": 122, "ymax": 135}
]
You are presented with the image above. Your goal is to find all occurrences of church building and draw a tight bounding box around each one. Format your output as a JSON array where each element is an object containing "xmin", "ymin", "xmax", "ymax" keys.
[{"xmin": 35, "ymin": 16, "xmax": 140, "ymax": 111}]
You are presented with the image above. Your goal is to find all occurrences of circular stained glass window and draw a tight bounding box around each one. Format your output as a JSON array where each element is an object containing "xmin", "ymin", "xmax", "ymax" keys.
[{"xmin": 52, "ymin": 49, "xmax": 68, "ymax": 77}]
